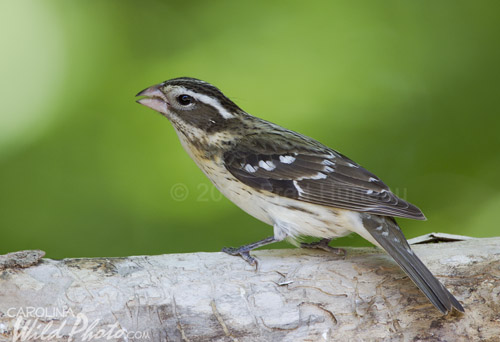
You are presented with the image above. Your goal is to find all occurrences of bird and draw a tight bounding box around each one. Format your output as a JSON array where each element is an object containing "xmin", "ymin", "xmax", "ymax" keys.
[{"xmin": 136, "ymin": 77, "xmax": 464, "ymax": 314}]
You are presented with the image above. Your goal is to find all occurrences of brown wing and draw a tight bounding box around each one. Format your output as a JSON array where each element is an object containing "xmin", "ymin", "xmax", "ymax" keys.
[{"xmin": 223, "ymin": 131, "xmax": 425, "ymax": 220}]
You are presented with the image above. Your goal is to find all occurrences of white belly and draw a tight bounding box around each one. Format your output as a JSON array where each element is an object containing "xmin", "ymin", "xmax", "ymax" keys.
[{"xmin": 210, "ymin": 169, "xmax": 361, "ymax": 242}]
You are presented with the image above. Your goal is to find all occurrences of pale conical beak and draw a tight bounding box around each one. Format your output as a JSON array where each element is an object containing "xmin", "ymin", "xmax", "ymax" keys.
[{"xmin": 136, "ymin": 84, "xmax": 169, "ymax": 114}]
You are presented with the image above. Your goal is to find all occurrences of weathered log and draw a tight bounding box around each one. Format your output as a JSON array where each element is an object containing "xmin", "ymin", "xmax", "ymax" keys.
[{"xmin": 1, "ymin": 236, "xmax": 499, "ymax": 341}]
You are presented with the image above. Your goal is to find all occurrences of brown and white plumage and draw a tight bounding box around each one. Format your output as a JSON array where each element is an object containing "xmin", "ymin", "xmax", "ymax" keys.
[
  {"xmin": 223, "ymin": 129, "xmax": 426, "ymax": 220},
  {"xmin": 136, "ymin": 77, "xmax": 464, "ymax": 314}
]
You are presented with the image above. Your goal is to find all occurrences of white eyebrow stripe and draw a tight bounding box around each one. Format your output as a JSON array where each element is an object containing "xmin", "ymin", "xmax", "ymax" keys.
[{"xmin": 180, "ymin": 88, "xmax": 235, "ymax": 119}]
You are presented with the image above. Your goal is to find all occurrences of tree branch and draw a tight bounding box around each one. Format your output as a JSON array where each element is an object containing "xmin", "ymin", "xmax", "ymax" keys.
[{"xmin": 1, "ymin": 236, "xmax": 499, "ymax": 341}]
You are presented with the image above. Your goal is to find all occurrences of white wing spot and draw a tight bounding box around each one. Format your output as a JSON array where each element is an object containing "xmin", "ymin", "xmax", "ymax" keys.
[
  {"xmin": 369, "ymin": 177, "xmax": 377, "ymax": 182},
  {"xmin": 347, "ymin": 163, "xmax": 358, "ymax": 168},
  {"xmin": 244, "ymin": 164, "xmax": 257, "ymax": 173},
  {"xmin": 310, "ymin": 172, "xmax": 327, "ymax": 180},
  {"xmin": 279, "ymin": 155, "xmax": 296, "ymax": 164},
  {"xmin": 375, "ymin": 226, "xmax": 383, "ymax": 231},
  {"xmin": 293, "ymin": 180, "xmax": 304, "ymax": 196},
  {"xmin": 366, "ymin": 190, "xmax": 374, "ymax": 195},
  {"xmin": 259, "ymin": 160, "xmax": 276, "ymax": 171},
  {"xmin": 382, "ymin": 231, "xmax": 389, "ymax": 237},
  {"xmin": 323, "ymin": 166, "xmax": 334, "ymax": 173},
  {"xmin": 322, "ymin": 159, "xmax": 335, "ymax": 166},
  {"xmin": 393, "ymin": 237, "xmax": 400, "ymax": 243}
]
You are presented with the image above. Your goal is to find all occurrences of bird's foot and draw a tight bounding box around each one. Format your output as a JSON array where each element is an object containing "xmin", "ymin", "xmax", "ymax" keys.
[
  {"xmin": 222, "ymin": 246, "xmax": 258, "ymax": 266},
  {"xmin": 301, "ymin": 238, "xmax": 346, "ymax": 257},
  {"xmin": 222, "ymin": 236, "xmax": 277, "ymax": 267}
]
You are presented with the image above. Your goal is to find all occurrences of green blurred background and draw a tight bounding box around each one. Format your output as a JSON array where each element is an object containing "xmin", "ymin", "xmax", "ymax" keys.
[{"xmin": 1, "ymin": 1, "xmax": 499, "ymax": 259}]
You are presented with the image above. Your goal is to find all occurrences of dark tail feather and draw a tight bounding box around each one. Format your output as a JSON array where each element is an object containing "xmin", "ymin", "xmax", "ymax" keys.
[{"xmin": 362, "ymin": 215, "xmax": 464, "ymax": 314}]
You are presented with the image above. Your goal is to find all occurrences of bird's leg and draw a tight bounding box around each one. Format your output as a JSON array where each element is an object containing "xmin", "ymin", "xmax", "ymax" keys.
[
  {"xmin": 222, "ymin": 236, "xmax": 278, "ymax": 266},
  {"xmin": 301, "ymin": 238, "xmax": 346, "ymax": 256}
]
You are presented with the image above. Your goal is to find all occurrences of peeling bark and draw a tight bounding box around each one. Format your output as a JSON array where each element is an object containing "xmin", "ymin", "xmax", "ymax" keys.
[{"xmin": 1, "ymin": 237, "xmax": 499, "ymax": 342}]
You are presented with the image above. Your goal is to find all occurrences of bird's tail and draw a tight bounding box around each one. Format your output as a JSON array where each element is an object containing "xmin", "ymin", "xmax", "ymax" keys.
[{"xmin": 360, "ymin": 214, "xmax": 464, "ymax": 314}]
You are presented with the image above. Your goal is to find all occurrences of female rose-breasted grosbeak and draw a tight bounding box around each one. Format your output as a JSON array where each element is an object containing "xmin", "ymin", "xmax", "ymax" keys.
[{"xmin": 136, "ymin": 77, "xmax": 464, "ymax": 314}]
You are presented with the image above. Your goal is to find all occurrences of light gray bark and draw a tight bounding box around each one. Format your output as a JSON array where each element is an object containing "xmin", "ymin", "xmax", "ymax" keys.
[{"xmin": 1, "ymin": 236, "xmax": 499, "ymax": 342}]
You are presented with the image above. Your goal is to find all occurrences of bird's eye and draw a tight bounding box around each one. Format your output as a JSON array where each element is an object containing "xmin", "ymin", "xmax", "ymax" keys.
[{"xmin": 177, "ymin": 94, "xmax": 194, "ymax": 106}]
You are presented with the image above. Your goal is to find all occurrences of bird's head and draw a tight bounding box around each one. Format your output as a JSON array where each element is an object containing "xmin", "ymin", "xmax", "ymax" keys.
[{"xmin": 136, "ymin": 77, "xmax": 244, "ymax": 135}]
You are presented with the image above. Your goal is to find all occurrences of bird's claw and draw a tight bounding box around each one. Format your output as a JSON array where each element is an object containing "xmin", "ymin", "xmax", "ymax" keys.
[
  {"xmin": 222, "ymin": 247, "xmax": 258, "ymax": 266},
  {"xmin": 301, "ymin": 239, "xmax": 346, "ymax": 257}
]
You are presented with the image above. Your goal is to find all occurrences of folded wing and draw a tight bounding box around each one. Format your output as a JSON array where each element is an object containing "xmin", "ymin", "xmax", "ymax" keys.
[{"xmin": 223, "ymin": 131, "xmax": 425, "ymax": 220}]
